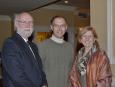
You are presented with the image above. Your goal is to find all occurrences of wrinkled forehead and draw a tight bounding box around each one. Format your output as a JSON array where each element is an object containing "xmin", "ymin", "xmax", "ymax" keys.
[
  {"xmin": 53, "ymin": 17, "xmax": 67, "ymax": 24},
  {"xmin": 18, "ymin": 13, "xmax": 33, "ymax": 21}
]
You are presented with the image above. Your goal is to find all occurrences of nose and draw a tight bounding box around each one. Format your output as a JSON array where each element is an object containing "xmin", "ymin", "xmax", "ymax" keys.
[{"xmin": 25, "ymin": 22, "xmax": 33, "ymax": 27}]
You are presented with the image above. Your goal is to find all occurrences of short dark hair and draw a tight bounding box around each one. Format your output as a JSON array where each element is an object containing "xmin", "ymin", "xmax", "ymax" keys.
[{"xmin": 50, "ymin": 15, "xmax": 67, "ymax": 25}]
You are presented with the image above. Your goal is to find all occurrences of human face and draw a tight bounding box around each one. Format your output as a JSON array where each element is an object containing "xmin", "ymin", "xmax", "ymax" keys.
[
  {"xmin": 51, "ymin": 18, "xmax": 67, "ymax": 39},
  {"xmin": 15, "ymin": 13, "xmax": 33, "ymax": 39},
  {"xmin": 80, "ymin": 31, "xmax": 95, "ymax": 48}
]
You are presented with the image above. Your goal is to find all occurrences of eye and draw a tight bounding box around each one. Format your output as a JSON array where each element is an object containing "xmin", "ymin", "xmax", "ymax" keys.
[
  {"xmin": 18, "ymin": 20, "xmax": 33, "ymax": 24},
  {"xmin": 53, "ymin": 24, "xmax": 66, "ymax": 28},
  {"xmin": 82, "ymin": 35, "xmax": 93, "ymax": 38}
]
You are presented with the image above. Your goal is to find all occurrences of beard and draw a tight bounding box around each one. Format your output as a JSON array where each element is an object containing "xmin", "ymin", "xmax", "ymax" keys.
[{"xmin": 17, "ymin": 28, "xmax": 33, "ymax": 39}]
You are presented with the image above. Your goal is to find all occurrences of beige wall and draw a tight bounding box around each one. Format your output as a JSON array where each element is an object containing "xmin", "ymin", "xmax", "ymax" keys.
[
  {"xmin": 112, "ymin": 0, "xmax": 115, "ymax": 60},
  {"xmin": 30, "ymin": 8, "xmax": 75, "ymax": 27},
  {"xmin": 75, "ymin": 8, "xmax": 90, "ymax": 28},
  {"xmin": 112, "ymin": 0, "xmax": 115, "ymax": 79},
  {"xmin": 0, "ymin": 18, "xmax": 12, "ymax": 50},
  {"xmin": 90, "ymin": 0, "xmax": 107, "ymax": 51},
  {"xmin": 90, "ymin": 0, "xmax": 115, "ymax": 84}
]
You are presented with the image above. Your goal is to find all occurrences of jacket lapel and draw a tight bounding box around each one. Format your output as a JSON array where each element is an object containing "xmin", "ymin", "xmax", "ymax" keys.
[{"xmin": 12, "ymin": 33, "xmax": 40, "ymax": 71}]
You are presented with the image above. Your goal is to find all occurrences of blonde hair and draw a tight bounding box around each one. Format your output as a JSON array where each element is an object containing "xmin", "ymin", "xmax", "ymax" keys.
[
  {"xmin": 78, "ymin": 26, "xmax": 98, "ymax": 41},
  {"xmin": 76, "ymin": 26, "xmax": 99, "ymax": 52}
]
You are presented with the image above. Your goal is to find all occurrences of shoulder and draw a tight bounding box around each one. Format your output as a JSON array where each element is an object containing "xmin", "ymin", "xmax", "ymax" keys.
[
  {"xmin": 3, "ymin": 37, "xmax": 17, "ymax": 48},
  {"xmin": 30, "ymin": 41, "xmax": 37, "ymax": 47},
  {"xmin": 38, "ymin": 39, "xmax": 52, "ymax": 48},
  {"xmin": 94, "ymin": 49, "xmax": 110, "ymax": 62},
  {"xmin": 64, "ymin": 41, "xmax": 72, "ymax": 45},
  {"xmin": 2, "ymin": 37, "xmax": 20, "ymax": 55},
  {"xmin": 39, "ymin": 39, "xmax": 50, "ymax": 45},
  {"xmin": 37, "ymin": 39, "xmax": 50, "ymax": 50},
  {"xmin": 96, "ymin": 49, "xmax": 107, "ymax": 56},
  {"xmin": 3, "ymin": 34, "xmax": 22, "ymax": 48},
  {"xmin": 64, "ymin": 41, "xmax": 73, "ymax": 48},
  {"xmin": 29, "ymin": 41, "xmax": 38, "ymax": 50}
]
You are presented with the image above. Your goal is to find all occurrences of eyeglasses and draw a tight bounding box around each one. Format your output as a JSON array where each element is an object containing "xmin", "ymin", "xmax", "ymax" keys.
[{"xmin": 17, "ymin": 20, "xmax": 33, "ymax": 24}]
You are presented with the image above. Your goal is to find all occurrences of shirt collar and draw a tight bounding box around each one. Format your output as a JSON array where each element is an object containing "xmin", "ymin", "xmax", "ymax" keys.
[
  {"xmin": 23, "ymin": 38, "xmax": 28, "ymax": 43},
  {"xmin": 50, "ymin": 35, "xmax": 65, "ymax": 44},
  {"xmin": 17, "ymin": 32, "xmax": 28, "ymax": 42}
]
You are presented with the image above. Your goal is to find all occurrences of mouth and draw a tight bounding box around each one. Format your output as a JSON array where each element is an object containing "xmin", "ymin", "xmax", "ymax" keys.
[
  {"xmin": 25, "ymin": 30, "xmax": 31, "ymax": 32},
  {"xmin": 24, "ymin": 28, "xmax": 32, "ymax": 31}
]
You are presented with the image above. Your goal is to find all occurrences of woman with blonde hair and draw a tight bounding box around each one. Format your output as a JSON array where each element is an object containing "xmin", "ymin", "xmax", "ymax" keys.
[{"xmin": 69, "ymin": 26, "xmax": 112, "ymax": 87}]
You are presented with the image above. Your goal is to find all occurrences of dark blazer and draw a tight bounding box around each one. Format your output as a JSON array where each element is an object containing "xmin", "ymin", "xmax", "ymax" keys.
[{"xmin": 1, "ymin": 33, "xmax": 47, "ymax": 87}]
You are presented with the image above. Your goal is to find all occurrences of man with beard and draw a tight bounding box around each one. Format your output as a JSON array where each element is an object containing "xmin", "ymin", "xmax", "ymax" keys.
[{"xmin": 1, "ymin": 12, "xmax": 47, "ymax": 87}]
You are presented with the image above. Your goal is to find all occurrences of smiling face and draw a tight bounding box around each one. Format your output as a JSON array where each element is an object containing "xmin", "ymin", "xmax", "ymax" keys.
[
  {"xmin": 15, "ymin": 12, "xmax": 33, "ymax": 39},
  {"xmin": 80, "ymin": 30, "xmax": 95, "ymax": 48},
  {"xmin": 50, "ymin": 17, "xmax": 67, "ymax": 39}
]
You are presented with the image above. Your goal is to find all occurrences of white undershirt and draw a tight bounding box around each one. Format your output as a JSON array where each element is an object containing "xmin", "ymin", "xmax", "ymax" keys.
[
  {"xmin": 23, "ymin": 38, "xmax": 28, "ymax": 43},
  {"xmin": 50, "ymin": 35, "xmax": 65, "ymax": 44}
]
